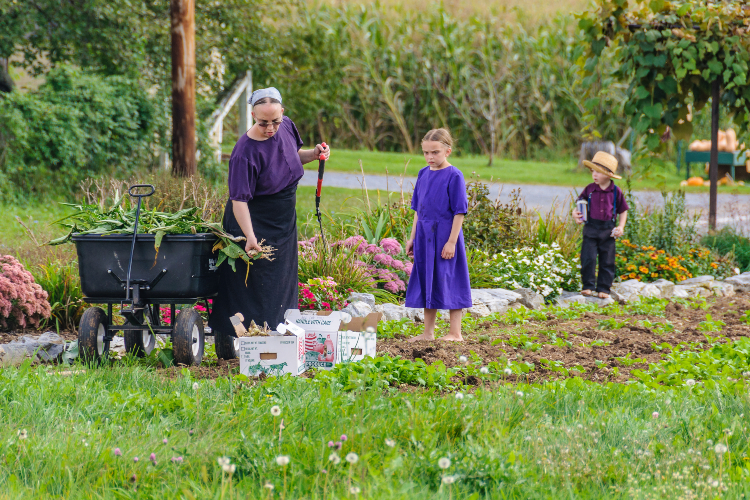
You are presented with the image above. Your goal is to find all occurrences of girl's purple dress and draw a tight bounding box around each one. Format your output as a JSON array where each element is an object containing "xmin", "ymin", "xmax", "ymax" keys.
[{"xmin": 405, "ymin": 166, "xmax": 472, "ymax": 310}]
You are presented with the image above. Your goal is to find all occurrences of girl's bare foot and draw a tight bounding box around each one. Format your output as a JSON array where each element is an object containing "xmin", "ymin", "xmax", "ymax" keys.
[
  {"xmin": 439, "ymin": 334, "xmax": 463, "ymax": 342},
  {"xmin": 581, "ymin": 289, "xmax": 593, "ymax": 296},
  {"xmin": 408, "ymin": 332, "xmax": 436, "ymax": 343}
]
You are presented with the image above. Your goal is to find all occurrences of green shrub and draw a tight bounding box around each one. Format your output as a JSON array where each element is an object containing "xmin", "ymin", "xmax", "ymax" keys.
[
  {"xmin": 31, "ymin": 258, "xmax": 84, "ymax": 331},
  {"xmin": 463, "ymin": 181, "xmax": 524, "ymax": 253},
  {"xmin": 0, "ymin": 66, "xmax": 164, "ymax": 201},
  {"xmin": 701, "ymin": 228, "xmax": 750, "ymax": 273}
]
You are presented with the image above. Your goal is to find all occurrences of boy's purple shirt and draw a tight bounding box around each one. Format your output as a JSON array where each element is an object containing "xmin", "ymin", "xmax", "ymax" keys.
[{"xmin": 577, "ymin": 181, "xmax": 629, "ymax": 221}]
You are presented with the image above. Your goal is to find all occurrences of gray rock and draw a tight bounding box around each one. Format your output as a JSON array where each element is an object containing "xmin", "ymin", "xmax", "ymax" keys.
[
  {"xmin": 376, "ymin": 303, "xmax": 410, "ymax": 322},
  {"xmin": 556, "ymin": 291, "xmax": 587, "ymax": 308},
  {"xmin": 483, "ymin": 289, "xmax": 522, "ymax": 303},
  {"xmin": 672, "ymin": 286, "xmax": 689, "ymax": 298},
  {"xmin": 611, "ymin": 279, "xmax": 645, "ymax": 303},
  {"xmin": 712, "ymin": 282, "xmax": 735, "ymax": 297},
  {"xmin": 678, "ymin": 275, "xmax": 715, "ymax": 286},
  {"xmin": 346, "ymin": 293, "xmax": 376, "ymax": 309},
  {"xmin": 341, "ymin": 300, "xmax": 373, "ymax": 318},
  {"xmin": 0, "ymin": 332, "xmax": 65, "ymax": 367},
  {"xmin": 585, "ymin": 295, "xmax": 615, "ymax": 307},
  {"xmin": 405, "ymin": 307, "xmax": 425, "ymax": 322},
  {"xmin": 438, "ymin": 309, "xmax": 450, "ymax": 321},
  {"xmin": 674, "ymin": 284, "xmax": 710, "ymax": 298},
  {"xmin": 724, "ymin": 272, "xmax": 750, "ymax": 292},
  {"xmin": 466, "ymin": 303, "xmax": 491, "ymax": 318},
  {"xmin": 650, "ymin": 279, "xmax": 675, "ymax": 299},
  {"xmin": 513, "ymin": 288, "xmax": 545, "ymax": 310}
]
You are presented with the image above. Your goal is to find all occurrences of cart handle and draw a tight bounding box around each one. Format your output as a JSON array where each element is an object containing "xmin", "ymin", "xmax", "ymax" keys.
[{"xmin": 129, "ymin": 184, "xmax": 155, "ymax": 197}]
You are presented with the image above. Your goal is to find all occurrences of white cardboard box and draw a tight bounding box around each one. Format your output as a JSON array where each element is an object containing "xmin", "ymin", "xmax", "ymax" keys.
[
  {"xmin": 285, "ymin": 310, "xmax": 382, "ymax": 369},
  {"xmin": 238, "ymin": 321, "xmax": 306, "ymax": 377}
]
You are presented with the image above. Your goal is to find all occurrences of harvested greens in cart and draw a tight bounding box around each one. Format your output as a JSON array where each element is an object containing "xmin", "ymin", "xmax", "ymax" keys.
[
  {"xmin": 49, "ymin": 201, "xmax": 275, "ymax": 275},
  {"xmin": 46, "ymin": 188, "xmax": 275, "ymax": 366}
]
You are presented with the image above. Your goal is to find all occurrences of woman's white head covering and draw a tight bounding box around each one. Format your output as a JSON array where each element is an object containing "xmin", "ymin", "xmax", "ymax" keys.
[{"xmin": 249, "ymin": 87, "xmax": 282, "ymax": 106}]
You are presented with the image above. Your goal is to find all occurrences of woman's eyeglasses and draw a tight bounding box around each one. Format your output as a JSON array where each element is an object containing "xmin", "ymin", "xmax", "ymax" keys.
[{"xmin": 257, "ymin": 119, "xmax": 283, "ymax": 128}]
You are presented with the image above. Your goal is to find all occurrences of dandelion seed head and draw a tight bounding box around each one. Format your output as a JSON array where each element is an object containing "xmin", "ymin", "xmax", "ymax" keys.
[
  {"xmin": 686, "ymin": 379, "xmax": 696, "ymax": 386},
  {"xmin": 516, "ymin": 391, "xmax": 524, "ymax": 398},
  {"xmin": 455, "ymin": 392, "xmax": 464, "ymax": 400},
  {"xmin": 480, "ymin": 366, "xmax": 489, "ymax": 374},
  {"xmin": 276, "ymin": 455, "xmax": 290, "ymax": 466},
  {"xmin": 459, "ymin": 355, "xmax": 468, "ymax": 363},
  {"xmin": 17, "ymin": 429, "xmax": 27, "ymax": 440},
  {"xmin": 264, "ymin": 482, "xmax": 274, "ymax": 490},
  {"xmin": 329, "ymin": 453, "xmax": 341, "ymax": 464},
  {"xmin": 192, "ymin": 382, "xmax": 199, "ymax": 391},
  {"xmin": 504, "ymin": 368, "xmax": 512, "ymax": 375},
  {"xmin": 350, "ymin": 486, "xmax": 361, "ymax": 494},
  {"xmin": 438, "ymin": 457, "xmax": 451, "ymax": 469},
  {"xmin": 714, "ymin": 443, "xmax": 728, "ymax": 455},
  {"xmin": 270, "ymin": 405, "xmax": 281, "ymax": 416},
  {"xmin": 442, "ymin": 475, "xmax": 456, "ymax": 485},
  {"xmin": 385, "ymin": 438, "xmax": 395, "ymax": 448},
  {"xmin": 345, "ymin": 452, "xmax": 359, "ymax": 464}
]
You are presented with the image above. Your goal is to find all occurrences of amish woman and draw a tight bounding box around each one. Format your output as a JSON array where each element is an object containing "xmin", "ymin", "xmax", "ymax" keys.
[{"xmin": 209, "ymin": 87, "xmax": 330, "ymax": 359}]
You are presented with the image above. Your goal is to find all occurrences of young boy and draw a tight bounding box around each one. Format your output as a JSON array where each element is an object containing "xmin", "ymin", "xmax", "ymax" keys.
[{"xmin": 572, "ymin": 151, "xmax": 629, "ymax": 299}]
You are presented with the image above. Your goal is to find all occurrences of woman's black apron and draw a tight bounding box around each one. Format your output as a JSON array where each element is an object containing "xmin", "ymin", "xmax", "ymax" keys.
[{"xmin": 208, "ymin": 184, "xmax": 298, "ymax": 335}]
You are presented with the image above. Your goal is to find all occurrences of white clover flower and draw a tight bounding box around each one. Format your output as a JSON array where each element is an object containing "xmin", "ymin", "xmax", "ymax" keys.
[
  {"xmin": 276, "ymin": 455, "xmax": 290, "ymax": 466},
  {"xmin": 455, "ymin": 392, "xmax": 464, "ymax": 400},
  {"xmin": 442, "ymin": 475, "xmax": 456, "ymax": 485},
  {"xmin": 438, "ymin": 457, "xmax": 451, "ymax": 469},
  {"xmin": 270, "ymin": 405, "xmax": 281, "ymax": 417},
  {"xmin": 345, "ymin": 452, "xmax": 359, "ymax": 464},
  {"xmin": 480, "ymin": 366, "xmax": 489, "ymax": 374},
  {"xmin": 329, "ymin": 453, "xmax": 341, "ymax": 464},
  {"xmin": 715, "ymin": 443, "xmax": 728, "ymax": 455}
]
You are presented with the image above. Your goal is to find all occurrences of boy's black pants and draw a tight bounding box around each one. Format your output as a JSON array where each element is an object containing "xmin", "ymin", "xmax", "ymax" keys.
[{"xmin": 581, "ymin": 219, "xmax": 616, "ymax": 294}]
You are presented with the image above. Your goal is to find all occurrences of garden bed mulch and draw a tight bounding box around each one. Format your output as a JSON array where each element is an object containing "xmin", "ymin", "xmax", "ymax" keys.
[{"xmin": 377, "ymin": 293, "xmax": 750, "ymax": 384}]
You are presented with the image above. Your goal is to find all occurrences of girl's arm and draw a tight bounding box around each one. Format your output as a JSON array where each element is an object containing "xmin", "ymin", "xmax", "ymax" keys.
[
  {"xmin": 612, "ymin": 210, "xmax": 628, "ymax": 238},
  {"xmin": 441, "ymin": 214, "xmax": 465, "ymax": 259},
  {"xmin": 232, "ymin": 201, "xmax": 263, "ymax": 253},
  {"xmin": 405, "ymin": 212, "xmax": 419, "ymax": 255}
]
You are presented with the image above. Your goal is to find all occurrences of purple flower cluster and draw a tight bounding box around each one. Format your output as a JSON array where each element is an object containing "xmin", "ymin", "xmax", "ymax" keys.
[{"xmin": 0, "ymin": 255, "xmax": 51, "ymax": 330}]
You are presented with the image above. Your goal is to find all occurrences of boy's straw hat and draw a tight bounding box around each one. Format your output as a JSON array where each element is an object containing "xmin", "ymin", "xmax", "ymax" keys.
[{"xmin": 583, "ymin": 151, "xmax": 622, "ymax": 180}]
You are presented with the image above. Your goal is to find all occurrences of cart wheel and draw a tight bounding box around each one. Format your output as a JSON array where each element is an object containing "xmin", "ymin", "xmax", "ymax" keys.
[
  {"xmin": 79, "ymin": 307, "xmax": 109, "ymax": 362},
  {"xmin": 173, "ymin": 309, "xmax": 204, "ymax": 366},
  {"xmin": 124, "ymin": 327, "xmax": 156, "ymax": 357},
  {"xmin": 214, "ymin": 330, "xmax": 240, "ymax": 360}
]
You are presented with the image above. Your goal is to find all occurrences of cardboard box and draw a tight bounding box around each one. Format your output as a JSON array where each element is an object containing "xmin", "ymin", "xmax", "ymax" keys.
[
  {"xmin": 238, "ymin": 321, "xmax": 306, "ymax": 377},
  {"xmin": 285, "ymin": 310, "xmax": 382, "ymax": 369},
  {"xmin": 338, "ymin": 314, "xmax": 380, "ymax": 364}
]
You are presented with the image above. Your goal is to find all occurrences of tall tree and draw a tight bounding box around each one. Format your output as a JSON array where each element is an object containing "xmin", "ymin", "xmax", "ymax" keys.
[{"xmin": 578, "ymin": 0, "xmax": 750, "ymax": 231}]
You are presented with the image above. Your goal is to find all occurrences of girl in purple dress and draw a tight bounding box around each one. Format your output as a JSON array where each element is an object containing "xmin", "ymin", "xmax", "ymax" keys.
[{"xmin": 405, "ymin": 129, "xmax": 472, "ymax": 342}]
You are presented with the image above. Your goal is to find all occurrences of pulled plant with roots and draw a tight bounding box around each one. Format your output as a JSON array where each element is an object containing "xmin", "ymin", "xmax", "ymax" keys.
[{"xmin": 0, "ymin": 255, "xmax": 51, "ymax": 331}]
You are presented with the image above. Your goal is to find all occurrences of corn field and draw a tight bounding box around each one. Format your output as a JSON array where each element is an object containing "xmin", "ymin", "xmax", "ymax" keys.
[{"xmin": 262, "ymin": 4, "xmax": 630, "ymax": 160}]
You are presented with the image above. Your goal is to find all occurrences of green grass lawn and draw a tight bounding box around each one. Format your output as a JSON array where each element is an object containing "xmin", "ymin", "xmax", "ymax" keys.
[
  {"xmin": 323, "ymin": 149, "xmax": 750, "ymax": 193},
  {"xmin": 2, "ymin": 360, "xmax": 749, "ymax": 498}
]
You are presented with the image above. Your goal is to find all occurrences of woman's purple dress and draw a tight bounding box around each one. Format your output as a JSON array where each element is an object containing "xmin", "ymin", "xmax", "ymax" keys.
[{"xmin": 404, "ymin": 166, "xmax": 472, "ymax": 310}]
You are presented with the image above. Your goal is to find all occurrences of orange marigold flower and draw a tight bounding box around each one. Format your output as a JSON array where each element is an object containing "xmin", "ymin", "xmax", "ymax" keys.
[
  {"xmin": 651, "ymin": 273, "xmax": 658, "ymax": 278},
  {"xmin": 650, "ymin": 254, "xmax": 658, "ymax": 260},
  {"xmin": 658, "ymin": 250, "xmax": 665, "ymax": 254},
  {"xmin": 629, "ymin": 273, "xmax": 636, "ymax": 279},
  {"xmin": 711, "ymin": 263, "xmax": 718, "ymax": 268},
  {"xmin": 639, "ymin": 266, "xmax": 649, "ymax": 274}
]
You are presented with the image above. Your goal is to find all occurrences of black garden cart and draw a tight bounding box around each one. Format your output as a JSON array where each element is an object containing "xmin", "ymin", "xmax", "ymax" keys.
[{"xmin": 73, "ymin": 185, "xmax": 219, "ymax": 366}]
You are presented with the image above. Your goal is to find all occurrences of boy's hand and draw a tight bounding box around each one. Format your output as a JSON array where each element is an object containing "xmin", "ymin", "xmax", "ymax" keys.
[
  {"xmin": 612, "ymin": 226, "xmax": 624, "ymax": 238},
  {"xmin": 441, "ymin": 241, "xmax": 456, "ymax": 260},
  {"xmin": 405, "ymin": 239, "xmax": 414, "ymax": 256},
  {"xmin": 572, "ymin": 209, "xmax": 584, "ymax": 224}
]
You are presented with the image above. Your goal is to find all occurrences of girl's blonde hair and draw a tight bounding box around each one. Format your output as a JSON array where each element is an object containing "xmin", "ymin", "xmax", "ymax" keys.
[{"xmin": 422, "ymin": 128, "xmax": 453, "ymax": 149}]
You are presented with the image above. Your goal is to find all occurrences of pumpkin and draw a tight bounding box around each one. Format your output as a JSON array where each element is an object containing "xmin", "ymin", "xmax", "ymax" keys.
[{"xmin": 687, "ymin": 176, "xmax": 705, "ymax": 186}]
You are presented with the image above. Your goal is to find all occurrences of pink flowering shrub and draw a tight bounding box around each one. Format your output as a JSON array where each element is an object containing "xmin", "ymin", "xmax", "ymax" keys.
[
  {"xmin": 0, "ymin": 255, "xmax": 51, "ymax": 330},
  {"xmin": 299, "ymin": 277, "xmax": 349, "ymax": 311},
  {"xmin": 159, "ymin": 299, "xmax": 212, "ymax": 325},
  {"xmin": 299, "ymin": 237, "xmax": 411, "ymax": 298}
]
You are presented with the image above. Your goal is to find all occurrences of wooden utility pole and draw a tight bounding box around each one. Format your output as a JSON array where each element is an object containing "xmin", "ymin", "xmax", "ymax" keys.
[
  {"xmin": 171, "ymin": 0, "xmax": 196, "ymax": 177},
  {"xmin": 708, "ymin": 80, "xmax": 720, "ymax": 232}
]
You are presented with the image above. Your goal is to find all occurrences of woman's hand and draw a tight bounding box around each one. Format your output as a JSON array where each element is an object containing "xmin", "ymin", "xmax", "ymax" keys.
[
  {"xmin": 405, "ymin": 239, "xmax": 414, "ymax": 256},
  {"xmin": 441, "ymin": 241, "xmax": 456, "ymax": 260},
  {"xmin": 314, "ymin": 143, "xmax": 331, "ymax": 160},
  {"xmin": 245, "ymin": 233, "xmax": 263, "ymax": 255}
]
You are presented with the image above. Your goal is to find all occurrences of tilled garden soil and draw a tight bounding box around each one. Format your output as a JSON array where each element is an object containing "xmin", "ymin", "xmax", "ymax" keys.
[{"xmin": 377, "ymin": 293, "xmax": 750, "ymax": 384}]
